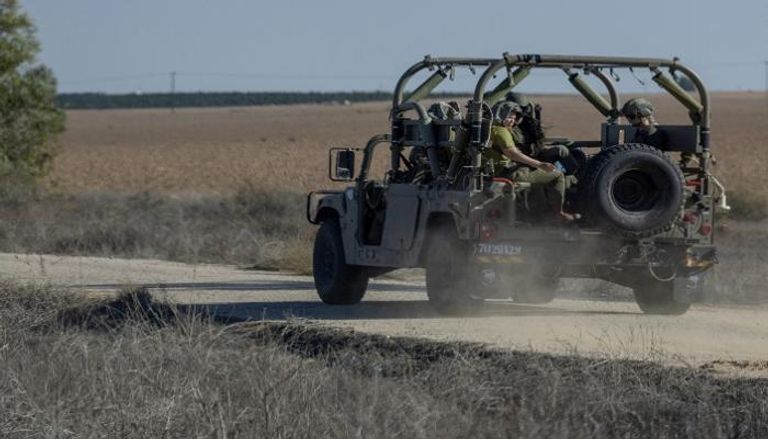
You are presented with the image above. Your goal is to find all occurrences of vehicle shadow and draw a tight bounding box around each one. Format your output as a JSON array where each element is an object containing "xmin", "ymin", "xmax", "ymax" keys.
[
  {"xmin": 80, "ymin": 280, "xmax": 638, "ymax": 321},
  {"xmin": 178, "ymin": 300, "xmax": 637, "ymax": 322},
  {"xmin": 81, "ymin": 280, "xmax": 425, "ymax": 293}
]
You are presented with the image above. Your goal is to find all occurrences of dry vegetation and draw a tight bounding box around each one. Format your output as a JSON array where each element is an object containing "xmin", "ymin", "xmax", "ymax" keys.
[
  {"xmin": 0, "ymin": 188, "xmax": 312, "ymax": 273},
  {"xmin": 47, "ymin": 92, "xmax": 768, "ymax": 196},
  {"xmin": 1, "ymin": 282, "xmax": 766, "ymax": 438}
]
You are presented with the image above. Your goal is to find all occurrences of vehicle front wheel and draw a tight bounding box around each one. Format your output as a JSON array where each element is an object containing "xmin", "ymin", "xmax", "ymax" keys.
[
  {"xmin": 633, "ymin": 280, "xmax": 690, "ymax": 315},
  {"xmin": 425, "ymin": 228, "xmax": 482, "ymax": 315},
  {"xmin": 313, "ymin": 218, "xmax": 368, "ymax": 304}
]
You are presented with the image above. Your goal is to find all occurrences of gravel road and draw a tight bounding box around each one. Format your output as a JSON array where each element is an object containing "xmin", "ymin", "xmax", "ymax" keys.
[{"xmin": 3, "ymin": 253, "xmax": 767, "ymax": 372}]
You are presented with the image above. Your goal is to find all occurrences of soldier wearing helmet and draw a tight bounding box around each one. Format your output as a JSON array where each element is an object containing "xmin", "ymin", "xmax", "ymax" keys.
[
  {"xmin": 505, "ymin": 92, "xmax": 580, "ymax": 175},
  {"xmin": 622, "ymin": 98, "xmax": 699, "ymax": 167},
  {"xmin": 621, "ymin": 98, "xmax": 669, "ymax": 150},
  {"xmin": 505, "ymin": 92, "xmax": 542, "ymax": 156},
  {"xmin": 486, "ymin": 101, "xmax": 578, "ymax": 222}
]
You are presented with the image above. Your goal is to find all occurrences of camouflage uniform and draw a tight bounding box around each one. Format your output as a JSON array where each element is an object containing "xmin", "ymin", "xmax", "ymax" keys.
[{"xmin": 486, "ymin": 102, "xmax": 568, "ymax": 214}]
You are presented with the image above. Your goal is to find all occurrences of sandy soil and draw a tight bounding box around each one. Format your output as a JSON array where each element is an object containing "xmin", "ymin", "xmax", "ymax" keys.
[{"xmin": 4, "ymin": 252, "xmax": 767, "ymax": 375}]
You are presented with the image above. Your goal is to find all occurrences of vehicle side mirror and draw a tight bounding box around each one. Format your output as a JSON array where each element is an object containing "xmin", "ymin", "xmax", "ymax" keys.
[{"xmin": 329, "ymin": 148, "xmax": 356, "ymax": 181}]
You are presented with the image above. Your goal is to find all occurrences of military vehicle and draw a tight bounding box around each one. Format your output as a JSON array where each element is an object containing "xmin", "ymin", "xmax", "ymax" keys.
[{"xmin": 306, "ymin": 54, "xmax": 728, "ymax": 315}]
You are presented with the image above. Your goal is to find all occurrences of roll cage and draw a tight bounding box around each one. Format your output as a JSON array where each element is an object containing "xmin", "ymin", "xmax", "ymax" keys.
[{"xmin": 385, "ymin": 53, "xmax": 712, "ymax": 192}]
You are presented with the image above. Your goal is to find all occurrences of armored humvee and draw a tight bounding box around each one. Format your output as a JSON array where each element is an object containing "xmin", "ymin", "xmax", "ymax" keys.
[{"xmin": 306, "ymin": 54, "xmax": 727, "ymax": 315}]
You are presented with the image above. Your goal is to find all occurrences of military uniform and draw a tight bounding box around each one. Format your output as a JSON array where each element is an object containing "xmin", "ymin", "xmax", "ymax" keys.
[
  {"xmin": 506, "ymin": 93, "xmax": 580, "ymax": 175},
  {"xmin": 622, "ymin": 97, "xmax": 695, "ymax": 166},
  {"xmin": 487, "ymin": 125, "xmax": 567, "ymax": 214},
  {"xmin": 633, "ymin": 125, "xmax": 669, "ymax": 150}
]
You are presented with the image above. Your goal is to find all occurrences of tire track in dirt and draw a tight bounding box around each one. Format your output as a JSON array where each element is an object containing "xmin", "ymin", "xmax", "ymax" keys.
[{"xmin": 3, "ymin": 252, "xmax": 767, "ymax": 372}]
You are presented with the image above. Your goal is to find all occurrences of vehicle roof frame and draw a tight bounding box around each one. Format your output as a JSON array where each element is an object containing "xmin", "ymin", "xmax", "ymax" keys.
[{"xmin": 389, "ymin": 54, "xmax": 712, "ymax": 188}]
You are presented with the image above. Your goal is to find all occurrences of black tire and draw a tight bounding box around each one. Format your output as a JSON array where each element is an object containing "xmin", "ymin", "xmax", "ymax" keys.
[
  {"xmin": 514, "ymin": 277, "xmax": 557, "ymax": 304},
  {"xmin": 633, "ymin": 279, "xmax": 690, "ymax": 315},
  {"xmin": 312, "ymin": 218, "xmax": 368, "ymax": 305},
  {"xmin": 578, "ymin": 144, "xmax": 684, "ymax": 238},
  {"xmin": 425, "ymin": 227, "xmax": 481, "ymax": 315}
]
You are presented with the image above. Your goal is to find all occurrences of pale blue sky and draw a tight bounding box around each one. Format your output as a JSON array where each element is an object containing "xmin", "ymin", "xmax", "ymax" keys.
[{"xmin": 20, "ymin": 0, "xmax": 768, "ymax": 93}]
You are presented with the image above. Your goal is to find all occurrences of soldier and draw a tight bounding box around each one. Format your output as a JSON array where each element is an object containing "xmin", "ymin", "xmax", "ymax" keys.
[
  {"xmin": 621, "ymin": 98, "xmax": 669, "ymax": 149},
  {"xmin": 621, "ymin": 97, "xmax": 698, "ymax": 167},
  {"xmin": 505, "ymin": 92, "xmax": 580, "ymax": 174},
  {"xmin": 487, "ymin": 101, "xmax": 578, "ymax": 222}
]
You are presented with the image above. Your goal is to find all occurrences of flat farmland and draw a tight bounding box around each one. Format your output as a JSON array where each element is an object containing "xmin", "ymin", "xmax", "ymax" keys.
[{"xmin": 49, "ymin": 92, "xmax": 768, "ymax": 195}]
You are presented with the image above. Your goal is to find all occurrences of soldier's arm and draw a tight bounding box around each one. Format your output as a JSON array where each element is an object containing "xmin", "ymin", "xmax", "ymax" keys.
[{"xmin": 497, "ymin": 131, "xmax": 555, "ymax": 171}]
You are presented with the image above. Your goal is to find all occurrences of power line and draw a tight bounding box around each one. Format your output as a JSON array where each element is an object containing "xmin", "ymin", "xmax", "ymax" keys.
[
  {"xmin": 59, "ymin": 73, "xmax": 166, "ymax": 85},
  {"xmin": 176, "ymin": 71, "xmax": 395, "ymax": 80},
  {"xmin": 764, "ymin": 60, "xmax": 768, "ymax": 106}
]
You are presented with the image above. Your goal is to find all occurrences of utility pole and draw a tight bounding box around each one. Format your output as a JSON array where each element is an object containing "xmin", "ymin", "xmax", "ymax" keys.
[
  {"xmin": 170, "ymin": 71, "xmax": 177, "ymax": 112},
  {"xmin": 764, "ymin": 60, "xmax": 768, "ymax": 107}
]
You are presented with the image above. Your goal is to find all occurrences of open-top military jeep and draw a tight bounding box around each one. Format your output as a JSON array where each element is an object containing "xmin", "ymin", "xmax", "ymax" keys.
[{"xmin": 307, "ymin": 54, "xmax": 727, "ymax": 315}]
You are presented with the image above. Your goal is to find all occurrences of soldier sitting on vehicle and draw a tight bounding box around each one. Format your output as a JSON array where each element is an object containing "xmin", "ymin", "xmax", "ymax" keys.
[
  {"xmin": 505, "ymin": 92, "xmax": 581, "ymax": 175},
  {"xmin": 486, "ymin": 101, "xmax": 579, "ymax": 222},
  {"xmin": 621, "ymin": 97, "xmax": 696, "ymax": 167},
  {"xmin": 621, "ymin": 98, "xmax": 668, "ymax": 148}
]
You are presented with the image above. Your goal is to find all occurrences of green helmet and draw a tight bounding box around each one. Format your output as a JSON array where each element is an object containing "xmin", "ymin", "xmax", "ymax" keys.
[
  {"xmin": 427, "ymin": 101, "xmax": 462, "ymax": 121},
  {"xmin": 505, "ymin": 92, "xmax": 538, "ymax": 118},
  {"xmin": 621, "ymin": 98, "xmax": 655, "ymax": 118},
  {"xmin": 492, "ymin": 101, "xmax": 523, "ymax": 124},
  {"xmin": 505, "ymin": 92, "xmax": 531, "ymax": 108}
]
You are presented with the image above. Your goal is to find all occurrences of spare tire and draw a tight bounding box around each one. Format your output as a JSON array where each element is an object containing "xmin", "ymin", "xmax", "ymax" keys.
[{"xmin": 578, "ymin": 143, "xmax": 684, "ymax": 238}]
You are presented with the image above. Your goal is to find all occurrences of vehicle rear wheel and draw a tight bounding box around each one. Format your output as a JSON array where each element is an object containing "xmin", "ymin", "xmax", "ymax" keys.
[
  {"xmin": 633, "ymin": 280, "xmax": 690, "ymax": 315},
  {"xmin": 577, "ymin": 143, "xmax": 684, "ymax": 238},
  {"xmin": 425, "ymin": 227, "xmax": 481, "ymax": 315},
  {"xmin": 313, "ymin": 218, "xmax": 368, "ymax": 304}
]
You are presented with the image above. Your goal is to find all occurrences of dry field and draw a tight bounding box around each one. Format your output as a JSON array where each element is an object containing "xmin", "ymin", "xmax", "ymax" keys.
[
  {"xmin": 49, "ymin": 92, "xmax": 768, "ymax": 196},
  {"xmin": 1, "ymin": 283, "xmax": 766, "ymax": 438}
]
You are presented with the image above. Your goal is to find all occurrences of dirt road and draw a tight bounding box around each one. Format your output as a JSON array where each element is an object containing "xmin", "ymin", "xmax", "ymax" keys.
[{"xmin": 3, "ymin": 253, "xmax": 767, "ymax": 369}]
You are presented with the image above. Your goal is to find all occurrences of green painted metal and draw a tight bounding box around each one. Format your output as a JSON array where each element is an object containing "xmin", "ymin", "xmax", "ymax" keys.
[
  {"xmin": 484, "ymin": 67, "xmax": 531, "ymax": 107},
  {"xmin": 566, "ymin": 70, "xmax": 613, "ymax": 117},
  {"xmin": 587, "ymin": 67, "xmax": 620, "ymax": 121},
  {"xmin": 404, "ymin": 69, "xmax": 447, "ymax": 103},
  {"xmin": 651, "ymin": 69, "xmax": 704, "ymax": 119}
]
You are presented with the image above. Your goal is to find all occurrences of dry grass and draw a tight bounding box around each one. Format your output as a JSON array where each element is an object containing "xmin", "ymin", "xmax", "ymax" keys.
[
  {"xmin": 0, "ymin": 188, "xmax": 313, "ymax": 273},
  {"xmin": 47, "ymin": 92, "xmax": 768, "ymax": 197},
  {"xmin": 1, "ymin": 282, "xmax": 767, "ymax": 438}
]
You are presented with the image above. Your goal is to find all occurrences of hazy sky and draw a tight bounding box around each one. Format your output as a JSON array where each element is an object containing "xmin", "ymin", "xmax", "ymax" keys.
[{"xmin": 20, "ymin": 0, "xmax": 768, "ymax": 94}]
